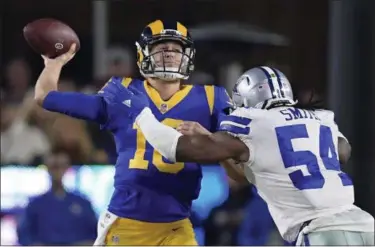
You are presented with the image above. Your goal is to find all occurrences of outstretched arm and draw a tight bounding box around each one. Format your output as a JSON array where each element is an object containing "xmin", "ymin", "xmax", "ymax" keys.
[
  {"xmin": 34, "ymin": 44, "xmax": 107, "ymax": 124},
  {"xmin": 176, "ymin": 132, "xmax": 249, "ymax": 163},
  {"xmin": 40, "ymin": 91, "xmax": 107, "ymax": 123},
  {"xmin": 136, "ymin": 108, "xmax": 250, "ymax": 164},
  {"xmin": 177, "ymin": 121, "xmax": 247, "ymax": 183},
  {"xmin": 220, "ymin": 159, "xmax": 248, "ymax": 184},
  {"xmin": 34, "ymin": 44, "xmax": 76, "ymax": 105},
  {"xmin": 178, "ymin": 134, "xmax": 249, "ymax": 183}
]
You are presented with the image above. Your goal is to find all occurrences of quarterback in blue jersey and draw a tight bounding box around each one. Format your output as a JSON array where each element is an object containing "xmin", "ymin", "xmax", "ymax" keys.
[{"xmin": 34, "ymin": 20, "xmax": 231, "ymax": 246}]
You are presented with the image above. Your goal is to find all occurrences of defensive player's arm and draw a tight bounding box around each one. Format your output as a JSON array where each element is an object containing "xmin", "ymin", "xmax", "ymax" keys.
[
  {"xmin": 215, "ymin": 158, "xmax": 247, "ymax": 184},
  {"xmin": 177, "ymin": 120, "xmax": 247, "ymax": 183},
  {"xmin": 338, "ymin": 137, "xmax": 351, "ymax": 164},
  {"xmin": 136, "ymin": 108, "xmax": 250, "ymax": 164},
  {"xmin": 317, "ymin": 110, "xmax": 352, "ymax": 165},
  {"xmin": 336, "ymin": 123, "xmax": 351, "ymax": 164},
  {"xmin": 34, "ymin": 61, "xmax": 107, "ymax": 124},
  {"xmin": 178, "ymin": 132, "xmax": 249, "ymax": 163}
]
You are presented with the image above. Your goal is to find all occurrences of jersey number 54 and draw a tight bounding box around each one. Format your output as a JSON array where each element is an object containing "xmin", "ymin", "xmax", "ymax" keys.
[{"xmin": 276, "ymin": 124, "xmax": 352, "ymax": 190}]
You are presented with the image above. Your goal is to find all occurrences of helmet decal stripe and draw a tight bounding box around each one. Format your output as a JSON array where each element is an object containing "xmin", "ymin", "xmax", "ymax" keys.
[
  {"xmin": 177, "ymin": 22, "xmax": 188, "ymax": 37},
  {"xmin": 259, "ymin": 67, "xmax": 277, "ymax": 98},
  {"xmin": 262, "ymin": 66, "xmax": 282, "ymax": 98},
  {"xmin": 148, "ymin": 20, "xmax": 164, "ymax": 35},
  {"xmin": 270, "ymin": 67, "xmax": 285, "ymax": 98}
]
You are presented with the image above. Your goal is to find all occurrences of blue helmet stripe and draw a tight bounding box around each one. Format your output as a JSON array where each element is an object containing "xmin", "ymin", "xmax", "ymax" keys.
[
  {"xmin": 259, "ymin": 67, "xmax": 276, "ymax": 98},
  {"xmin": 270, "ymin": 68, "xmax": 285, "ymax": 97}
]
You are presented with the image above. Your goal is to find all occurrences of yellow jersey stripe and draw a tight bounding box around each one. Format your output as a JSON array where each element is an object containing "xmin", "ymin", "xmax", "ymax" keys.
[
  {"xmin": 204, "ymin": 85, "xmax": 215, "ymax": 115},
  {"xmin": 121, "ymin": 77, "xmax": 132, "ymax": 87}
]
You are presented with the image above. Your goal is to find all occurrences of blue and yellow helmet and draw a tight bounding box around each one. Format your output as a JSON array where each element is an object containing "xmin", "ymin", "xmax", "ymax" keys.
[{"xmin": 135, "ymin": 20, "xmax": 195, "ymax": 81}]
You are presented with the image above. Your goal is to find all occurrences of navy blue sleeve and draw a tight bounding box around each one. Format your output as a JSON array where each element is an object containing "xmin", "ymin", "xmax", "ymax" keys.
[{"xmin": 42, "ymin": 91, "xmax": 108, "ymax": 125}]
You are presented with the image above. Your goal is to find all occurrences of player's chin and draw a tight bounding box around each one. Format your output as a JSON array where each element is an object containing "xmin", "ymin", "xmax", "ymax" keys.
[{"xmin": 155, "ymin": 61, "xmax": 179, "ymax": 68}]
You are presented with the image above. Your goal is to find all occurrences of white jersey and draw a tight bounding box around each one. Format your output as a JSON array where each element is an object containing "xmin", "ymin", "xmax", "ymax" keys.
[{"xmin": 222, "ymin": 107, "xmax": 374, "ymax": 242}]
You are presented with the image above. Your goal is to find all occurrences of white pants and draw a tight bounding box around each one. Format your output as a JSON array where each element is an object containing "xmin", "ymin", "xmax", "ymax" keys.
[
  {"xmin": 93, "ymin": 211, "xmax": 118, "ymax": 246},
  {"xmin": 299, "ymin": 230, "xmax": 374, "ymax": 246},
  {"xmin": 296, "ymin": 208, "xmax": 374, "ymax": 246}
]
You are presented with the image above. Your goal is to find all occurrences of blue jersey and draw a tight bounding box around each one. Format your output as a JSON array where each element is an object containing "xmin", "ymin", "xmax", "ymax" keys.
[
  {"xmin": 102, "ymin": 77, "xmax": 230, "ymax": 222},
  {"xmin": 42, "ymin": 77, "xmax": 230, "ymax": 222}
]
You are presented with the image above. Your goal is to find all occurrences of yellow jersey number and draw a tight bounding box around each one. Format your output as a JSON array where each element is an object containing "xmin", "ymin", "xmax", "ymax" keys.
[{"xmin": 129, "ymin": 118, "xmax": 184, "ymax": 174}]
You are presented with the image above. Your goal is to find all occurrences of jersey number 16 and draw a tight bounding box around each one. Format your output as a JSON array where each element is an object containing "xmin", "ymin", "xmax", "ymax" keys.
[{"xmin": 129, "ymin": 118, "xmax": 184, "ymax": 174}]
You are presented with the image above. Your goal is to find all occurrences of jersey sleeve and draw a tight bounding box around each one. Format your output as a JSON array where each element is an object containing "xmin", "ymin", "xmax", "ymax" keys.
[
  {"xmin": 42, "ymin": 91, "xmax": 108, "ymax": 124},
  {"xmin": 217, "ymin": 107, "xmax": 256, "ymax": 165},
  {"xmin": 98, "ymin": 76, "xmax": 134, "ymax": 131},
  {"xmin": 41, "ymin": 77, "xmax": 132, "ymax": 127},
  {"xmin": 210, "ymin": 86, "xmax": 233, "ymax": 131},
  {"xmin": 218, "ymin": 107, "xmax": 253, "ymax": 138}
]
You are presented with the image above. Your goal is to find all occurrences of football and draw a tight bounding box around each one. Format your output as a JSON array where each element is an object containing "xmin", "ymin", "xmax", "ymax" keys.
[{"xmin": 23, "ymin": 18, "xmax": 80, "ymax": 58}]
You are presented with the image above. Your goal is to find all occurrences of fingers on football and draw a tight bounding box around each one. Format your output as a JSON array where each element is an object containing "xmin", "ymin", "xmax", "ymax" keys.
[
  {"xmin": 68, "ymin": 43, "xmax": 77, "ymax": 54},
  {"xmin": 62, "ymin": 43, "xmax": 77, "ymax": 60}
]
